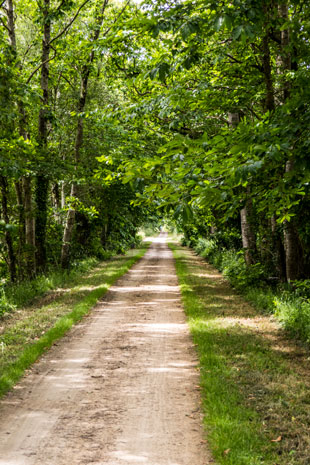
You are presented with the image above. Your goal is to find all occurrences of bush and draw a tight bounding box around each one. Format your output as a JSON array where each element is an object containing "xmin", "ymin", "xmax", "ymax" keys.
[
  {"xmin": 185, "ymin": 234, "xmax": 310, "ymax": 343},
  {"xmin": 244, "ymin": 288, "xmax": 275, "ymax": 313},
  {"xmin": 2, "ymin": 257, "xmax": 99, "ymax": 312},
  {"xmin": 192, "ymin": 237, "xmax": 268, "ymax": 290},
  {"xmin": 292, "ymin": 279, "xmax": 310, "ymax": 299},
  {"xmin": 0, "ymin": 291, "xmax": 16, "ymax": 318},
  {"xmin": 222, "ymin": 255, "xmax": 267, "ymax": 290},
  {"xmin": 274, "ymin": 295, "xmax": 310, "ymax": 342},
  {"xmin": 194, "ymin": 237, "xmax": 218, "ymax": 259}
]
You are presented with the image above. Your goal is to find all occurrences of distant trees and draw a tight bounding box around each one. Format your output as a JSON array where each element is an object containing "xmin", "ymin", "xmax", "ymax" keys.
[{"xmin": 1, "ymin": 0, "xmax": 310, "ymax": 284}]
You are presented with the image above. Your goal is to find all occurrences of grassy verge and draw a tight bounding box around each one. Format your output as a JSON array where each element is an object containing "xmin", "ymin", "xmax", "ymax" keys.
[
  {"xmin": 190, "ymin": 237, "xmax": 310, "ymax": 345},
  {"xmin": 169, "ymin": 242, "xmax": 310, "ymax": 465},
  {"xmin": 0, "ymin": 243, "xmax": 150, "ymax": 399},
  {"xmin": 1, "ymin": 257, "xmax": 100, "ymax": 314}
]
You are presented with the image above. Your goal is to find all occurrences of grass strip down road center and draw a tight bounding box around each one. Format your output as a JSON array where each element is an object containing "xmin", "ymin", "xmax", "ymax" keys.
[
  {"xmin": 0, "ymin": 242, "xmax": 150, "ymax": 399},
  {"xmin": 169, "ymin": 241, "xmax": 310, "ymax": 465}
]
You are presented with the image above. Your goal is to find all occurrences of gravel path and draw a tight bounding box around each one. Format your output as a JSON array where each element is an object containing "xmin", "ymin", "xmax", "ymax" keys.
[{"xmin": 0, "ymin": 233, "xmax": 212, "ymax": 465}]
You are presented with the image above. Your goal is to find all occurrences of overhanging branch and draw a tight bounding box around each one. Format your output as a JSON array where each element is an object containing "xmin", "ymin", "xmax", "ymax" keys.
[{"xmin": 49, "ymin": 0, "xmax": 91, "ymax": 45}]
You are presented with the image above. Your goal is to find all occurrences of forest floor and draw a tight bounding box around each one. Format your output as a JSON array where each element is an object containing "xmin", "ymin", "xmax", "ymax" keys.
[{"xmin": 0, "ymin": 233, "xmax": 212, "ymax": 465}]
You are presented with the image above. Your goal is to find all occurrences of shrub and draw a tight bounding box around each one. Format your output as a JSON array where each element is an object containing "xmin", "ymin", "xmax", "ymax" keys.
[
  {"xmin": 185, "ymin": 234, "xmax": 310, "ymax": 343},
  {"xmin": 192, "ymin": 238, "xmax": 268, "ymax": 290},
  {"xmin": 274, "ymin": 295, "xmax": 310, "ymax": 342},
  {"xmin": 0, "ymin": 291, "xmax": 16, "ymax": 318},
  {"xmin": 194, "ymin": 237, "xmax": 218, "ymax": 259}
]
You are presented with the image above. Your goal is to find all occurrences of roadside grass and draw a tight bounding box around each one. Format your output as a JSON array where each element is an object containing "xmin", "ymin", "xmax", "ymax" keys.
[
  {"xmin": 169, "ymin": 242, "xmax": 310, "ymax": 465},
  {"xmin": 2, "ymin": 257, "xmax": 99, "ymax": 312},
  {"xmin": 190, "ymin": 236, "xmax": 310, "ymax": 344},
  {"xmin": 0, "ymin": 243, "xmax": 150, "ymax": 399}
]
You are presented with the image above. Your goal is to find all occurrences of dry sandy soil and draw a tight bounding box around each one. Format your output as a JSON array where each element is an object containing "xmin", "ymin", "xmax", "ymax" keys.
[{"xmin": 0, "ymin": 234, "xmax": 212, "ymax": 465}]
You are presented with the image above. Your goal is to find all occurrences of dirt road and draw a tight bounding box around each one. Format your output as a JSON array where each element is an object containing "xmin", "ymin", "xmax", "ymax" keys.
[{"xmin": 0, "ymin": 234, "xmax": 211, "ymax": 465}]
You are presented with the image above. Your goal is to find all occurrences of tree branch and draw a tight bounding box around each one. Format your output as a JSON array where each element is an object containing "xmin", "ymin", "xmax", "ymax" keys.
[
  {"xmin": 101, "ymin": 0, "xmax": 130, "ymax": 38},
  {"xmin": 26, "ymin": 46, "xmax": 57, "ymax": 84},
  {"xmin": 60, "ymin": 72, "xmax": 75, "ymax": 90},
  {"xmin": 132, "ymin": 82, "xmax": 152, "ymax": 97},
  {"xmin": 0, "ymin": 15, "xmax": 10, "ymax": 33},
  {"xmin": 49, "ymin": 0, "xmax": 91, "ymax": 45},
  {"xmin": 55, "ymin": 0, "xmax": 66, "ymax": 12},
  {"xmin": 244, "ymin": 105, "xmax": 262, "ymax": 120}
]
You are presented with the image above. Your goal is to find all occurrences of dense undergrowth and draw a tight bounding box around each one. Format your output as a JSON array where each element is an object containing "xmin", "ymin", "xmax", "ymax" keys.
[{"xmin": 182, "ymin": 236, "xmax": 310, "ymax": 344}]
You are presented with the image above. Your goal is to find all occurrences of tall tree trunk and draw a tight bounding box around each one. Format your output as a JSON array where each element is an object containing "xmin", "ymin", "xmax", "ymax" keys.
[
  {"xmin": 36, "ymin": 0, "xmax": 51, "ymax": 272},
  {"xmin": 277, "ymin": 3, "xmax": 301, "ymax": 281},
  {"xmin": 61, "ymin": 1, "xmax": 108, "ymax": 268},
  {"xmin": 228, "ymin": 112, "xmax": 257, "ymax": 266},
  {"xmin": 240, "ymin": 199, "xmax": 257, "ymax": 266},
  {"xmin": 261, "ymin": 1, "xmax": 276, "ymax": 112},
  {"xmin": 262, "ymin": 36, "xmax": 275, "ymax": 112},
  {"xmin": 283, "ymin": 220, "xmax": 301, "ymax": 282},
  {"xmin": 0, "ymin": 176, "xmax": 17, "ymax": 282},
  {"xmin": 278, "ymin": 3, "xmax": 291, "ymax": 101},
  {"xmin": 51, "ymin": 182, "xmax": 62, "ymax": 224},
  {"xmin": 6, "ymin": 0, "xmax": 36, "ymax": 277},
  {"xmin": 270, "ymin": 216, "xmax": 286, "ymax": 280},
  {"xmin": 23, "ymin": 177, "xmax": 36, "ymax": 277},
  {"xmin": 283, "ymin": 160, "xmax": 303, "ymax": 281},
  {"xmin": 6, "ymin": 0, "xmax": 16, "ymax": 50}
]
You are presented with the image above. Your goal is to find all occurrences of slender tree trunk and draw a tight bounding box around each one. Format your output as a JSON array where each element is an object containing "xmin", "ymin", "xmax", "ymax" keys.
[
  {"xmin": 6, "ymin": 0, "xmax": 16, "ymax": 50},
  {"xmin": 61, "ymin": 181, "xmax": 66, "ymax": 209},
  {"xmin": 278, "ymin": 3, "xmax": 291, "ymax": 101},
  {"xmin": 283, "ymin": 160, "xmax": 303, "ymax": 281},
  {"xmin": 61, "ymin": 183, "xmax": 77, "ymax": 268},
  {"xmin": 14, "ymin": 180, "xmax": 25, "ymax": 268},
  {"xmin": 261, "ymin": 17, "xmax": 287, "ymax": 278},
  {"xmin": 261, "ymin": 1, "xmax": 276, "ymax": 112},
  {"xmin": 23, "ymin": 177, "xmax": 36, "ymax": 276},
  {"xmin": 0, "ymin": 176, "xmax": 17, "ymax": 282},
  {"xmin": 51, "ymin": 182, "xmax": 62, "ymax": 223},
  {"xmin": 228, "ymin": 112, "xmax": 257, "ymax": 265},
  {"xmin": 6, "ymin": 0, "xmax": 36, "ymax": 277},
  {"xmin": 276, "ymin": 3, "xmax": 301, "ymax": 281},
  {"xmin": 283, "ymin": 221, "xmax": 301, "ymax": 282},
  {"xmin": 36, "ymin": 0, "xmax": 51, "ymax": 272},
  {"xmin": 270, "ymin": 216, "xmax": 286, "ymax": 280},
  {"xmin": 262, "ymin": 35, "xmax": 275, "ymax": 112},
  {"xmin": 61, "ymin": 2, "xmax": 108, "ymax": 268},
  {"xmin": 240, "ymin": 199, "xmax": 257, "ymax": 266}
]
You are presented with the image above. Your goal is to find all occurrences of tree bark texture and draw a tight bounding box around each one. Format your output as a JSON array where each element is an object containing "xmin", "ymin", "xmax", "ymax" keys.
[
  {"xmin": 228, "ymin": 112, "xmax": 257, "ymax": 266},
  {"xmin": 240, "ymin": 200, "xmax": 257, "ymax": 266},
  {"xmin": 270, "ymin": 216, "xmax": 286, "ymax": 280},
  {"xmin": 0, "ymin": 176, "xmax": 17, "ymax": 282},
  {"xmin": 278, "ymin": 3, "xmax": 291, "ymax": 101},
  {"xmin": 35, "ymin": 0, "xmax": 51, "ymax": 272},
  {"xmin": 277, "ymin": 4, "xmax": 301, "ymax": 281},
  {"xmin": 262, "ymin": 34, "xmax": 275, "ymax": 112},
  {"xmin": 14, "ymin": 180, "xmax": 25, "ymax": 258},
  {"xmin": 7, "ymin": 0, "xmax": 36, "ymax": 277},
  {"xmin": 6, "ymin": 0, "xmax": 16, "ymax": 50},
  {"xmin": 283, "ymin": 160, "xmax": 303, "ymax": 281},
  {"xmin": 23, "ymin": 177, "xmax": 36, "ymax": 276}
]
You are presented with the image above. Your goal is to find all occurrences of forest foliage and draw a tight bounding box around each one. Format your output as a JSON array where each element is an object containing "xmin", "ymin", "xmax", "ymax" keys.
[{"xmin": 0, "ymin": 0, "xmax": 310, "ymax": 299}]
